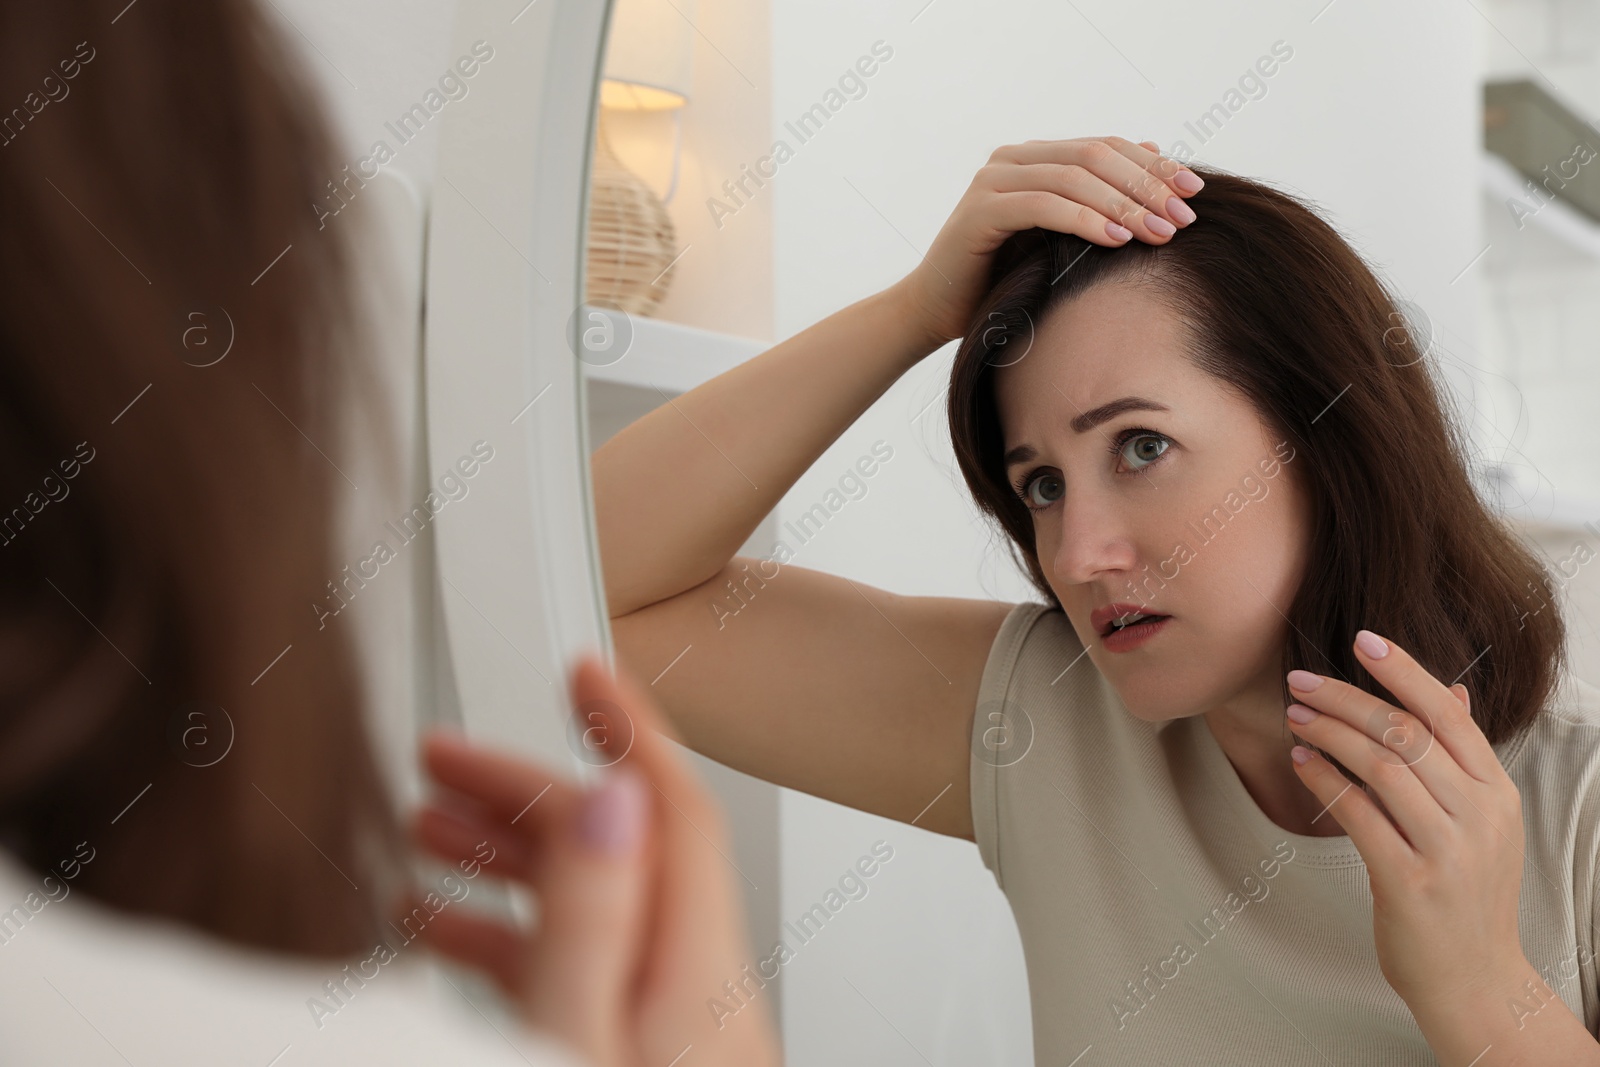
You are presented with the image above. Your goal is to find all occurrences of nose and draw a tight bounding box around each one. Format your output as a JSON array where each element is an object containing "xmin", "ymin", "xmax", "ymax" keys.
[{"xmin": 1045, "ymin": 487, "xmax": 1140, "ymax": 587}]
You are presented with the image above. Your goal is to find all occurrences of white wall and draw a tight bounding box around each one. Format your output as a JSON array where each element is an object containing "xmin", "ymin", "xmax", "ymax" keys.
[
  {"xmin": 1478, "ymin": 5, "xmax": 1600, "ymax": 498},
  {"xmin": 767, "ymin": 1, "xmax": 1480, "ymax": 1063},
  {"xmin": 1475, "ymin": 0, "xmax": 1600, "ymax": 685},
  {"xmin": 272, "ymin": 0, "xmax": 460, "ymax": 190}
]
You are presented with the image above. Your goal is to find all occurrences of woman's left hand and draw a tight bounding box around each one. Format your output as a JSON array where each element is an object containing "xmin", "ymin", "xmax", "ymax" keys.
[{"xmin": 1282, "ymin": 629, "xmax": 1530, "ymax": 1012}]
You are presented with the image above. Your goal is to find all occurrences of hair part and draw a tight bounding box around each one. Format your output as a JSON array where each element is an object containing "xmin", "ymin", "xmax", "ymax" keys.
[{"xmin": 947, "ymin": 163, "xmax": 1566, "ymax": 746}]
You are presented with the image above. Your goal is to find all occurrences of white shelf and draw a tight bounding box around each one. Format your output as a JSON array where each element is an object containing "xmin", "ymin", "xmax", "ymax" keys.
[
  {"xmin": 578, "ymin": 303, "xmax": 771, "ymax": 394},
  {"xmin": 1480, "ymin": 148, "xmax": 1600, "ymax": 260}
]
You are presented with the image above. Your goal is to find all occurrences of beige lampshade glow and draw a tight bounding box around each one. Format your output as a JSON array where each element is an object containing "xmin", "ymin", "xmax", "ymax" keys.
[{"xmin": 600, "ymin": 0, "xmax": 695, "ymax": 110}]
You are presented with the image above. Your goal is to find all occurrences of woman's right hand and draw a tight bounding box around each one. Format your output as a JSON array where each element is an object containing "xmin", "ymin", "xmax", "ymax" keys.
[
  {"xmin": 412, "ymin": 653, "xmax": 781, "ymax": 1067},
  {"xmin": 889, "ymin": 136, "xmax": 1206, "ymax": 351}
]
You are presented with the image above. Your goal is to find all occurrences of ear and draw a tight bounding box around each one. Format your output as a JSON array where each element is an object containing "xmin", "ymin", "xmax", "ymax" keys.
[{"xmin": 1449, "ymin": 683, "xmax": 1470, "ymax": 713}]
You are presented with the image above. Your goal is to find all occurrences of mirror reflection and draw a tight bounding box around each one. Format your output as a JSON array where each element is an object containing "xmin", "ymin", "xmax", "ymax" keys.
[{"xmin": 582, "ymin": 1, "xmax": 1600, "ymax": 1063}]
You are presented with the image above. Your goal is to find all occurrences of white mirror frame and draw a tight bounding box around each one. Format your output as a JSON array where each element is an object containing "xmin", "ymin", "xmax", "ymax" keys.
[{"xmin": 422, "ymin": 0, "xmax": 614, "ymax": 776}]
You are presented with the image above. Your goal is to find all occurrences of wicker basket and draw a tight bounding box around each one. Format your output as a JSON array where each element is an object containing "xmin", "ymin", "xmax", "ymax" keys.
[{"xmin": 586, "ymin": 110, "xmax": 677, "ymax": 316}]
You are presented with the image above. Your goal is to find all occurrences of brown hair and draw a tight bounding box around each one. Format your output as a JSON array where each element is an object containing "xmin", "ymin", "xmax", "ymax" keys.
[
  {"xmin": 0, "ymin": 0, "xmax": 405, "ymax": 955},
  {"xmin": 948, "ymin": 163, "xmax": 1566, "ymax": 745}
]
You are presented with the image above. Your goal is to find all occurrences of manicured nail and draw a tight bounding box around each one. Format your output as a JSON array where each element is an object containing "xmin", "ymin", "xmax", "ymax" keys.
[
  {"xmin": 1355, "ymin": 630, "xmax": 1389, "ymax": 659},
  {"xmin": 1173, "ymin": 170, "xmax": 1204, "ymax": 193},
  {"xmin": 1287, "ymin": 704, "xmax": 1319, "ymax": 725},
  {"xmin": 1167, "ymin": 196, "xmax": 1196, "ymax": 226},
  {"xmin": 577, "ymin": 769, "xmax": 646, "ymax": 855},
  {"xmin": 1106, "ymin": 221, "xmax": 1133, "ymax": 242},
  {"xmin": 1286, "ymin": 669, "xmax": 1324, "ymax": 692},
  {"xmin": 1145, "ymin": 214, "xmax": 1176, "ymax": 237},
  {"xmin": 1290, "ymin": 746, "xmax": 1313, "ymax": 765}
]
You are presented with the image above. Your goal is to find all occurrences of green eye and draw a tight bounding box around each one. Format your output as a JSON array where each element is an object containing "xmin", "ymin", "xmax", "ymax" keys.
[
  {"xmin": 1120, "ymin": 432, "xmax": 1169, "ymax": 470},
  {"xmin": 1015, "ymin": 472, "xmax": 1063, "ymax": 510},
  {"xmin": 1010, "ymin": 427, "xmax": 1173, "ymax": 512}
]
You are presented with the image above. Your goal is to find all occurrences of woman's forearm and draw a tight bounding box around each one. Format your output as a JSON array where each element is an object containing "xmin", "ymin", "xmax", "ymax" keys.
[
  {"xmin": 592, "ymin": 278, "xmax": 939, "ymax": 618},
  {"xmin": 1410, "ymin": 956, "xmax": 1600, "ymax": 1066}
]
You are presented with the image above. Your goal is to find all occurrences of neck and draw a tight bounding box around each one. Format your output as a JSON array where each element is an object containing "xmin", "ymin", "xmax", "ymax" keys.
[{"xmin": 1202, "ymin": 684, "xmax": 1349, "ymax": 839}]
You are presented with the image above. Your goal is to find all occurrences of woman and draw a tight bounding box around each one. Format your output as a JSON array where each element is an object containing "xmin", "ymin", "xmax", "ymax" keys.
[
  {"xmin": 0, "ymin": 2, "xmax": 777, "ymax": 1065},
  {"xmin": 596, "ymin": 137, "xmax": 1600, "ymax": 1063}
]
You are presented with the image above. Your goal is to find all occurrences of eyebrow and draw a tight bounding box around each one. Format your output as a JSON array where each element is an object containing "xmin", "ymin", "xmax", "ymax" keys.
[{"xmin": 1002, "ymin": 395, "xmax": 1171, "ymax": 470}]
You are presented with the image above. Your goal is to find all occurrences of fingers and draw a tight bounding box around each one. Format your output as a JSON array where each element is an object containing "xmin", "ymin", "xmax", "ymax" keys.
[
  {"xmin": 1128, "ymin": 140, "xmax": 1206, "ymax": 196},
  {"xmin": 1349, "ymin": 631, "xmax": 1503, "ymax": 783},
  {"xmin": 412, "ymin": 797, "xmax": 535, "ymax": 881},
  {"xmin": 516, "ymin": 766, "xmax": 652, "ymax": 1067},
  {"xmin": 987, "ymin": 136, "xmax": 1203, "ymax": 245},
  {"xmin": 421, "ymin": 653, "xmax": 774, "ymax": 1061},
  {"xmin": 1288, "ymin": 742, "xmax": 1417, "ymax": 873},
  {"xmin": 1285, "ymin": 701, "xmax": 1454, "ymax": 849},
  {"xmin": 984, "ymin": 160, "xmax": 1180, "ymax": 243},
  {"xmin": 1284, "ymin": 667, "xmax": 1428, "ymax": 758},
  {"xmin": 420, "ymin": 729, "xmax": 586, "ymax": 832},
  {"xmin": 984, "ymin": 174, "xmax": 1166, "ymax": 246},
  {"xmin": 578, "ymin": 654, "xmax": 703, "ymax": 810},
  {"xmin": 574, "ymin": 653, "xmax": 776, "ymax": 1054},
  {"xmin": 1285, "ymin": 663, "xmax": 1477, "ymax": 834},
  {"xmin": 1282, "ymin": 631, "xmax": 1510, "ymax": 858},
  {"xmin": 573, "ymin": 653, "xmax": 734, "ymax": 890},
  {"xmin": 413, "ymin": 905, "xmax": 528, "ymax": 995},
  {"xmin": 413, "ymin": 706, "xmax": 655, "ymax": 1067}
]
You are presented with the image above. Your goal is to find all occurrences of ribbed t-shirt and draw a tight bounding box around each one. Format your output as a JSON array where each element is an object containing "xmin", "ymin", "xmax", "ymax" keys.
[{"xmin": 969, "ymin": 600, "xmax": 1600, "ymax": 1065}]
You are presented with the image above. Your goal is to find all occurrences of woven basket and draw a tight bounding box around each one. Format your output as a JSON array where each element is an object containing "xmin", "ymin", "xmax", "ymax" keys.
[{"xmin": 586, "ymin": 110, "xmax": 677, "ymax": 316}]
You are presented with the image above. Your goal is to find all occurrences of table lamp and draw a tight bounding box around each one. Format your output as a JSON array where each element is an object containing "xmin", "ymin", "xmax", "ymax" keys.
[{"xmin": 587, "ymin": 0, "xmax": 695, "ymax": 316}]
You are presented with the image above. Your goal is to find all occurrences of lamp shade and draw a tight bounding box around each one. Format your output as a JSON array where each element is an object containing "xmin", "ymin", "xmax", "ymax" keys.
[{"xmin": 600, "ymin": 0, "xmax": 695, "ymax": 109}]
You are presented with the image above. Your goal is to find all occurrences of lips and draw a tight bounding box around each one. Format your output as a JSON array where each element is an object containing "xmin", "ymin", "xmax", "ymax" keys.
[{"xmin": 1089, "ymin": 602, "xmax": 1171, "ymax": 638}]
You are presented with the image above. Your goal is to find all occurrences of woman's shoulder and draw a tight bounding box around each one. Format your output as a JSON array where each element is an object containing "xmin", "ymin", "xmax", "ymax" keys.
[
  {"xmin": 1505, "ymin": 675, "xmax": 1600, "ymax": 930},
  {"xmin": 981, "ymin": 600, "xmax": 1084, "ymax": 678},
  {"xmin": 0, "ymin": 848, "xmax": 586, "ymax": 1067},
  {"xmin": 1507, "ymin": 671, "xmax": 1600, "ymax": 762},
  {"xmin": 1540, "ymin": 671, "xmax": 1600, "ymax": 728},
  {"xmin": 973, "ymin": 599, "xmax": 1123, "ymax": 760},
  {"xmin": 979, "ymin": 600, "xmax": 1123, "ymax": 709},
  {"xmin": 1501, "ymin": 672, "xmax": 1600, "ymax": 820}
]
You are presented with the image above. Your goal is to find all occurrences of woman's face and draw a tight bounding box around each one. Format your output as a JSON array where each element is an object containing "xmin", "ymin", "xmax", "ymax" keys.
[{"xmin": 993, "ymin": 279, "xmax": 1312, "ymax": 723}]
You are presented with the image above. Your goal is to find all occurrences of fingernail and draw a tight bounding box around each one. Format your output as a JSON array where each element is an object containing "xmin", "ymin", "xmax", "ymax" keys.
[
  {"xmin": 1286, "ymin": 669, "xmax": 1324, "ymax": 691},
  {"xmin": 1287, "ymin": 704, "xmax": 1319, "ymax": 725},
  {"xmin": 1290, "ymin": 745, "xmax": 1313, "ymax": 765},
  {"xmin": 1167, "ymin": 195, "xmax": 1196, "ymax": 226},
  {"xmin": 1355, "ymin": 629, "xmax": 1389, "ymax": 659},
  {"xmin": 1173, "ymin": 170, "xmax": 1204, "ymax": 193},
  {"xmin": 1145, "ymin": 214, "xmax": 1176, "ymax": 237},
  {"xmin": 1105, "ymin": 221, "xmax": 1133, "ymax": 242},
  {"xmin": 577, "ymin": 769, "xmax": 646, "ymax": 855}
]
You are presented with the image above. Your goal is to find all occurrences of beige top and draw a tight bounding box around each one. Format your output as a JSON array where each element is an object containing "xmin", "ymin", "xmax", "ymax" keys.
[{"xmin": 970, "ymin": 600, "xmax": 1600, "ymax": 1064}]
